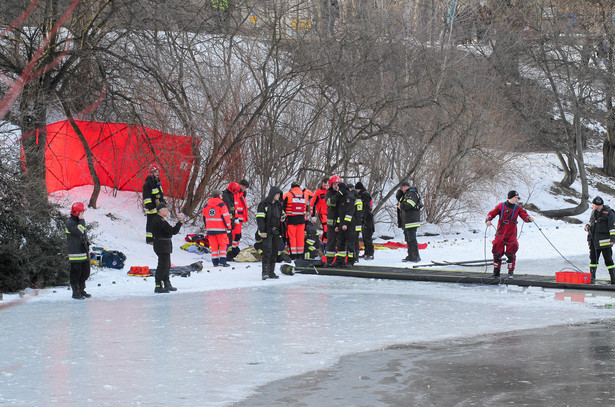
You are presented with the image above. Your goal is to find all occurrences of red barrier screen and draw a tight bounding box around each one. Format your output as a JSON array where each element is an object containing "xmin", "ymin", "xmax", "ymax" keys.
[{"xmin": 45, "ymin": 120, "xmax": 193, "ymax": 198}]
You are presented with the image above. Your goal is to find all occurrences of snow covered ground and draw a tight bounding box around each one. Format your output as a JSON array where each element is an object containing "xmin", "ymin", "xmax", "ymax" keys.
[{"xmin": 1, "ymin": 151, "xmax": 615, "ymax": 406}]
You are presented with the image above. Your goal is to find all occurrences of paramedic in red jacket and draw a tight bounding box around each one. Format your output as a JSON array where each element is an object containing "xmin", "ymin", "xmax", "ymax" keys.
[
  {"xmin": 203, "ymin": 189, "xmax": 232, "ymax": 267},
  {"xmin": 230, "ymin": 179, "xmax": 250, "ymax": 259},
  {"xmin": 485, "ymin": 190, "xmax": 534, "ymax": 278},
  {"xmin": 283, "ymin": 182, "xmax": 307, "ymax": 259},
  {"xmin": 311, "ymin": 178, "xmax": 330, "ymax": 244}
]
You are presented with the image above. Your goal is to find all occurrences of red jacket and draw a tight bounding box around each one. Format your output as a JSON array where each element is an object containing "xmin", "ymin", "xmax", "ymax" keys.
[
  {"xmin": 234, "ymin": 191, "xmax": 248, "ymax": 225},
  {"xmin": 486, "ymin": 201, "xmax": 531, "ymax": 237},
  {"xmin": 283, "ymin": 187, "xmax": 307, "ymax": 225},
  {"xmin": 311, "ymin": 187, "xmax": 328, "ymax": 218},
  {"xmin": 203, "ymin": 197, "xmax": 231, "ymax": 235}
]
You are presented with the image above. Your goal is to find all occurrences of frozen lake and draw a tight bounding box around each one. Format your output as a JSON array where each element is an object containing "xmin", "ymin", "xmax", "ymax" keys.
[{"xmin": 1, "ymin": 260, "xmax": 614, "ymax": 406}]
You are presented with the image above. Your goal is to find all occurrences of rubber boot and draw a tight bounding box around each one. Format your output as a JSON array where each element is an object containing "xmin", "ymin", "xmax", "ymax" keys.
[
  {"xmin": 261, "ymin": 261, "xmax": 269, "ymax": 280},
  {"xmin": 154, "ymin": 283, "xmax": 169, "ymax": 293},
  {"xmin": 268, "ymin": 262, "xmax": 279, "ymax": 279},
  {"xmin": 609, "ymin": 267, "xmax": 615, "ymax": 285},
  {"xmin": 79, "ymin": 283, "xmax": 91, "ymax": 298},
  {"xmin": 491, "ymin": 268, "xmax": 501, "ymax": 278},
  {"xmin": 164, "ymin": 280, "xmax": 177, "ymax": 292},
  {"xmin": 590, "ymin": 267, "xmax": 597, "ymax": 284},
  {"xmin": 71, "ymin": 285, "xmax": 85, "ymax": 300},
  {"xmin": 412, "ymin": 245, "xmax": 421, "ymax": 262}
]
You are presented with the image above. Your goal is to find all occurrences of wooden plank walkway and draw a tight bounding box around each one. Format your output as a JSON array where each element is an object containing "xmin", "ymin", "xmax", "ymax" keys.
[{"xmin": 296, "ymin": 264, "xmax": 615, "ymax": 292}]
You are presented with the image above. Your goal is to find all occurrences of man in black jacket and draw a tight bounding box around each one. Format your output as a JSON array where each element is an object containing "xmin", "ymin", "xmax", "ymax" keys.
[
  {"xmin": 151, "ymin": 202, "xmax": 184, "ymax": 293},
  {"xmin": 256, "ymin": 186, "xmax": 284, "ymax": 280},
  {"xmin": 143, "ymin": 165, "xmax": 165, "ymax": 244},
  {"xmin": 66, "ymin": 202, "xmax": 91, "ymax": 300},
  {"xmin": 585, "ymin": 196, "xmax": 615, "ymax": 284}
]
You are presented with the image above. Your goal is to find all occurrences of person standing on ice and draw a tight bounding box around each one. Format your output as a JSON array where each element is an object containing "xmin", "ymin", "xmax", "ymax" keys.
[
  {"xmin": 398, "ymin": 182, "xmax": 423, "ymax": 262},
  {"xmin": 355, "ymin": 181, "xmax": 375, "ymax": 260},
  {"xmin": 203, "ymin": 190, "xmax": 232, "ymax": 268},
  {"xmin": 485, "ymin": 190, "xmax": 533, "ymax": 278},
  {"xmin": 66, "ymin": 202, "xmax": 92, "ymax": 300},
  {"xmin": 151, "ymin": 202, "xmax": 184, "ymax": 293},
  {"xmin": 143, "ymin": 165, "xmax": 165, "ymax": 245},
  {"xmin": 256, "ymin": 186, "xmax": 285, "ymax": 280},
  {"xmin": 584, "ymin": 196, "xmax": 615, "ymax": 284}
]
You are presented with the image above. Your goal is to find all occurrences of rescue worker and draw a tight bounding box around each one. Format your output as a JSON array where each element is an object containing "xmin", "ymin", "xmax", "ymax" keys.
[
  {"xmin": 143, "ymin": 165, "xmax": 165, "ymax": 244},
  {"xmin": 283, "ymin": 182, "xmax": 307, "ymax": 259},
  {"xmin": 485, "ymin": 190, "xmax": 533, "ymax": 278},
  {"xmin": 355, "ymin": 181, "xmax": 375, "ymax": 260},
  {"xmin": 231, "ymin": 179, "xmax": 250, "ymax": 260},
  {"xmin": 304, "ymin": 219, "xmax": 324, "ymax": 260},
  {"xmin": 222, "ymin": 182, "xmax": 240, "ymax": 260},
  {"xmin": 398, "ymin": 181, "xmax": 423, "ymax": 262},
  {"xmin": 311, "ymin": 178, "xmax": 330, "ymax": 245},
  {"xmin": 203, "ymin": 190, "xmax": 232, "ymax": 267},
  {"xmin": 585, "ymin": 196, "xmax": 615, "ymax": 284},
  {"xmin": 256, "ymin": 186, "xmax": 285, "ymax": 280},
  {"xmin": 325, "ymin": 175, "xmax": 342, "ymax": 265},
  {"xmin": 332, "ymin": 182, "xmax": 357, "ymax": 267},
  {"xmin": 65, "ymin": 202, "xmax": 91, "ymax": 300},
  {"xmin": 151, "ymin": 202, "xmax": 184, "ymax": 293},
  {"xmin": 303, "ymin": 187, "xmax": 314, "ymax": 220}
]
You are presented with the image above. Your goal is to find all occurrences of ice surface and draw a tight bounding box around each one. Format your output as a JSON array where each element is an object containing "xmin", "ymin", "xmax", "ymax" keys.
[{"xmin": 0, "ymin": 276, "xmax": 611, "ymax": 406}]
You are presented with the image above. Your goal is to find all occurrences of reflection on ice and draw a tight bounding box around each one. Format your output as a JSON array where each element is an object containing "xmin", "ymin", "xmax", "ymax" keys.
[{"xmin": 0, "ymin": 277, "xmax": 611, "ymax": 406}]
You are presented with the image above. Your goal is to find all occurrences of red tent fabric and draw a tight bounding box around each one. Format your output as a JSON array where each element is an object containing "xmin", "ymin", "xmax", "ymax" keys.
[{"xmin": 45, "ymin": 120, "xmax": 193, "ymax": 198}]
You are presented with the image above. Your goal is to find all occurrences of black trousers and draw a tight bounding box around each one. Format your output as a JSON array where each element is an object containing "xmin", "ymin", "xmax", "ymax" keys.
[
  {"xmin": 362, "ymin": 225, "xmax": 374, "ymax": 256},
  {"xmin": 146, "ymin": 214, "xmax": 156, "ymax": 243},
  {"xmin": 326, "ymin": 225, "xmax": 338, "ymax": 263},
  {"xmin": 70, "ymin": 261, "xmax": 90, "ymax": 289},
  {"xmin": 404, "ymin": 227, "xmax": 418, "ymax": 258},
  {"xmin": 155, "ymin": 252, "xmax": 171, "ymax": 284},
  {"xmin": 589, "ymin": 242, "xmax": 614, "ymax": 269}
]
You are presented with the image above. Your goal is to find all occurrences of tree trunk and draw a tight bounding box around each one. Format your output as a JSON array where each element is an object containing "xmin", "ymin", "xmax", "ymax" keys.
[
  {"xmin": 19, "ymin": 89, "xmax": 48, "ymax": 198},
  {"xmin": 59, "ymin": 98, "xmax": 101, "ymax": 209},
  {"xmin": 604, "ymin": 107, "xmax": 615, "ymax": 176}
]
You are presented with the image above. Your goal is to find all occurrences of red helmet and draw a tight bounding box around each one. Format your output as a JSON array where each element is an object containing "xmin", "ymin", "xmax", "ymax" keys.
[
  {"xmin": 329, "ymin": 175, "xmax": 341, "ymax": 184},
  {"xmin": 228, "ymin": 181, "xmax": 240, "ymax": 194},
  {"xmin": 149, "ymin": 164, "xmax": 160, "ymax": 174},
  {"xmin": 71, "ymin": 202, "xmax": 86, "ymax": 216}
]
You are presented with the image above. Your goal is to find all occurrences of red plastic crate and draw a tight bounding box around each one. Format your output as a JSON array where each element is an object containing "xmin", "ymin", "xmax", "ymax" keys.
[{"xmin": 555, "ymin": 271, "xmax": 591, "ymax": 284}]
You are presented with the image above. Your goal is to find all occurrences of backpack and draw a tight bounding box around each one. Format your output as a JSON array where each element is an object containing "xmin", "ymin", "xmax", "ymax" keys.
[{"xmin": 102, "ymin": 250, "xmax": 126, "ymax": 269}]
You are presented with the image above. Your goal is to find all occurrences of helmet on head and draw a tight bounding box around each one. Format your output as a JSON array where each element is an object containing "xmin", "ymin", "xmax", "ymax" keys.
[
  {"xmin": 228, "ymin": 181, "xmax": 240, "ymax": 194},
  {"xmin": 329, "ymin": 175, "xmax": 341, "ymax": 184},
  {"xmin": 71, "ymin": 202, "xmax": 86, "ymax": 217},
  {"xmin": 149, "ymin": 164, "xmax": 160, "ymax": 174}
]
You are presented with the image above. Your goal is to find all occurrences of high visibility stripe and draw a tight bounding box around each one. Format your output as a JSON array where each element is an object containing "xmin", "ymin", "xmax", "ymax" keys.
[
  {"xmin": 306, "ymin": 239, "xmax": 315, "ymax": 245},
  {"xmin": 344, "ymin": 215, "xmax": 352, "ymax": 222},
  {"xmin": 143, "ymin": 198, "xmax": 152, "ymax": 204},
  {"xmin": 65, "ymin": 229, "xmax": 71, "ymax": 234},
  {"xmin": 590, "ymin": 263, "xmax": 599, "ymax": 267},
  {"xmin": 599, "ymin": 238, "xmax": 611, "ymax": 247},
  {"xmin": 256, "ymin": 212, "xmax": 265, "ymax": 218},
  {"xmin": 152, "ymin": 188, "xmax": 160, "ymax": 194},
  {"xmin": 355, "ymin": 226, "xmax": 362, "ymax": 232},
  {"xmin": 146, "ymin": 209, "xmax": 157, "ymax": 214},
  {"xmin": 146, "ymin": 232, "xmax": 153, "ymax": 238},
  {"xmin": 610, "ymin": 228, "xmax": 615, "ymax": 235},
  {"xmin": 208, "ymin": 228, "xmax": 228, "ymax": 232},
  {"xmin": 405, "ymin": 199, "xmax": 417, "ymax": 207},
  {"xmin": 608, "ymin": 264, "xmax": 615, "ymax": 269},
  {"xmin": 69, "ymin": 253, "xmax": 88, "ymax": 261},
  {"xmin": 78, "ymin": 224, "xmax": 86, "ymax": 233},
  {"xmin": 405, "ymin": 222, "xmax": 421, "ymax": 228}
]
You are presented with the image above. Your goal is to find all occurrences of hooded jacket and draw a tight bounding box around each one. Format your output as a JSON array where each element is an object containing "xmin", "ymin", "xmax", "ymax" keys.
[{"xmin": 256, "ymin": 187, "xmax": 284, "ymax": 236}]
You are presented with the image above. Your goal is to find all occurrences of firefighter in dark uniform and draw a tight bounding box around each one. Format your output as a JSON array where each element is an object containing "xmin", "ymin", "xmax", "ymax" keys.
[
  {"xmin": 143, "ymin": 165, "xmax": 165, "ymax": 244},
  {"xmin": 325, "ymin": 175, "xmax": 342, "ymax": 265},
  {"xmin": 355, "ymin": 181, "xmax": 375, "ymax": 260},
  {"xmin": 333, "ymin": 182, "xmax": 357, "ymax": 267},
  {"xmin": 256, "ymin": 186, "xmax": 285, "ymax": 280},
  {"xmin": 66, "ymin": 202, "xmax": 91, "ymax": 300},
  {"xmin": 585, "ymin": 196, "xmax": 615, "ymax": 284},
  {"xmin": 151, "ymin": 202, "xmax": 184, "ymax": 293},
  {"xmin": 398, "ymin": 181, "xmax": 423, "ymax": 262}
]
